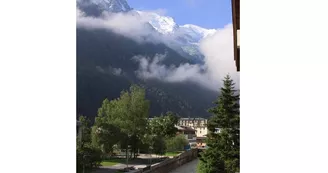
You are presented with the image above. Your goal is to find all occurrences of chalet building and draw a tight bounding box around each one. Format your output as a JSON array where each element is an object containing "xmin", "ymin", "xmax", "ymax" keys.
[
  {"xmin": 232, "ymin": 0, "xmax": 240, "ymax": 71},
  {"xmin": 175, "ymin": 125, "xmax": 197, "ymax": 143},
  {"xmin": 178, "ymin": 118, "xmax": 208, "ymax": 138},
  {"xmin": 178, "ymin": 118, "xmax": 208, "ymax": 148},
  {"xmin": 148, "ymin": 117, "xmax": 207, "ymax": 147}
]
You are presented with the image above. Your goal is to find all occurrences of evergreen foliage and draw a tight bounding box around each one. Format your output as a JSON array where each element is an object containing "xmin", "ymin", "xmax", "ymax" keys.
[
  {"xmin": 77, "ymin": 116, "xmax": 103, "ymax": 173},
  {"xmin": 198, "ymin": 75, "xmax": 240, "ymax": 173}
]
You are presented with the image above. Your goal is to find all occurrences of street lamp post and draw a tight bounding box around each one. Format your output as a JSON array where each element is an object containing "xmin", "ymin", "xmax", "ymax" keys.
[
  {"xmin": 149, "ymin": 134, "xmax": 156, "ymax": 170},
  {"xmin": 126, "ymin": 145, "xmax": 131, "ymax": 169},
  {"xmin": 126, "ymin": 134, "xmax": 132, "ymax": 169},
  {"xmin": 149, "ymin": 145, "xmax": 153, "ymax": 166}
]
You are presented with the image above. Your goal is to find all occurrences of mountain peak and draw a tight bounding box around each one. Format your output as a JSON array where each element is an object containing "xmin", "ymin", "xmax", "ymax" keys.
[
  {"xmin": 136, "ymin": 11, "xmax": 179, "ymax": 34},
  {"xmin": 77, "ymin": 0, "xmax": 216, "ymax": 62},
  {"xmin": 181, "ymin": 24, "xmax": 216, "ymax": 38},
  {"xmin": 91, "ymin": 0, "xmax": 131, "ymax": 12},
  {"xmin": 78, "ymin": 0, "xmax": 132, "ymax": 15}
]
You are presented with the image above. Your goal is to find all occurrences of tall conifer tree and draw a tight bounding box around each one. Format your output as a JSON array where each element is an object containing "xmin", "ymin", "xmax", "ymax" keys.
[{"xmin": 198, "ymin": 75, "xmax": 240, "ymax": 173}]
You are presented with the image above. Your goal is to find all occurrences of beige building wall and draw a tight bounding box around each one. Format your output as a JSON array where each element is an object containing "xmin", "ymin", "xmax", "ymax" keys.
[
  {"xmin": 195, "ymin": 126, "xmax": 208, "ymax": 137},
  {"xmin": 178, "ymin": 118, "xmax": 208, "ymax": 137}
]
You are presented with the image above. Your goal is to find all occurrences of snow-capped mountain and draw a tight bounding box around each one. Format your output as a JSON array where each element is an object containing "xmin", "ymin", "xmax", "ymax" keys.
[
  {"xmin": 134, "ymin": 11, "xmax": 216, "ymax": 60},
  {"xmin": 77, "ymin": 0, "xmax": 131, "ymax": 13},
  {"xmin": 91, "ymin": 0, "xmax": 131, "ymax": 12},
  {"xmin": 136, "ymin": 11, "xmax": 179, "ymax": 35},
  {"xmin": 179, "ymin": 24, "xmax": 216, "ymax": 42},
  {"xmin": 173, "ymin": 24, "xmax": 216, "ymax": 60},
  {"xmin": 77, "ymin": 0, "xmax": 217, "ymax": 62}
]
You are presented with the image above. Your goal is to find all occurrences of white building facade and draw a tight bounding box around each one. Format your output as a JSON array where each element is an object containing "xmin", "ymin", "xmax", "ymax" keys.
[{"xmin": 178, "ymin": 118, "xmax": 208, "ymax": 137}]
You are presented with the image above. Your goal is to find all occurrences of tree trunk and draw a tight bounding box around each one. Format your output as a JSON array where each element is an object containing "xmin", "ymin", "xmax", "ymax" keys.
[
  {"xmin": 133, "ymin": 137, "xmax": 137, "ymax": 158},
  {"xmin": 126, "ymin": 146, "xmax": 128, "ymax": 159}
]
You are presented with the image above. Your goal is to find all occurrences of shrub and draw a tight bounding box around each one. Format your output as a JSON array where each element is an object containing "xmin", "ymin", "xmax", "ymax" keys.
[
  {"xmin": 165, "ymin": 134, "xmax": 189, "ymax": 152},
  {"xmin": 77, "ymin": 144, "xmax": 103, "ymax": 173}
]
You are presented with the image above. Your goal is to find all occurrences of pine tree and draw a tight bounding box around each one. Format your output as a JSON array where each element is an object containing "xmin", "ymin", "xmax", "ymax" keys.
[{"xmin": 198, "ymin": 75, "xmax": 240, "ymax": 173}]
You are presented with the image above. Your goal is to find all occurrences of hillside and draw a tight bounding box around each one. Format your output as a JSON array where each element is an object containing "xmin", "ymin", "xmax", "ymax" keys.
[{"xmin": 77, "ymin": 28, "xmax": 218, "ymax": 121}]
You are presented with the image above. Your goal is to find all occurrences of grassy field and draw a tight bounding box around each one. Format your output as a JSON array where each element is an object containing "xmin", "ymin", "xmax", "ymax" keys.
[
  {"xmin": 101, "ymin": 158, "xmax": 125, "ymax": 166},
  {"xmin": 165, "ymin": 151, "xmax": 183, "ymax": 157}
]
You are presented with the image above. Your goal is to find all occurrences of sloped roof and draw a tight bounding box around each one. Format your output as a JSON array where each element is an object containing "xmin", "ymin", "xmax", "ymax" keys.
[
  {"xmin": 175, "ymin": 125, "xmax": 196, "ymax": 132},
  {"xmin": 179, "ymin": 117, "xmax": 207, "ymax": 121}
]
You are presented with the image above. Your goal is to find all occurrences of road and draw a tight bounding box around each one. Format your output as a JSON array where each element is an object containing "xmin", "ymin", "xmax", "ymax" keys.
[
  {"xmin": 92, "ymin": 155, "xmax": 199, "ymax": 173},
  {"xmin": 169, "ymin": 159, "xmax": 199, "ymax": 173},
  {"xmin": 92, "ymin": 156, "xmax": 164, "ymax": 173}
]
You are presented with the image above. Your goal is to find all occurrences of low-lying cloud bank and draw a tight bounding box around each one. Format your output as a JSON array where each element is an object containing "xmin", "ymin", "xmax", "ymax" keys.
[
  {"xmin": 134, "ymin": 24, "xmax": 239, "ymax": 91},
  {"xmin": 134, "ymin": 53, "xmax": 211, "ymax": 84},
  {"xmin": 200, "ymin": 24, "xmax": 240, "ymax": 89},
  {"xmin": 96, "ymin": 66, "xmax": 123, "ymax": 76},
  {"xmin": 77, "ymin": 8, "xmax": 239, "ymax": 91},
  {"xmin": 77, "ymin": 8, "xmax": 168, "ymax": 44}
]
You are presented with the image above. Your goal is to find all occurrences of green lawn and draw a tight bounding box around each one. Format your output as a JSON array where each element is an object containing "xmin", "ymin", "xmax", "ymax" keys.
[
  {"xmin": 101, "ymin": 158, "xmax": 124, "ymax": 166},
  {"xmin": 165, "ymin": 151, "xmax": 183, "ymax": 157}
]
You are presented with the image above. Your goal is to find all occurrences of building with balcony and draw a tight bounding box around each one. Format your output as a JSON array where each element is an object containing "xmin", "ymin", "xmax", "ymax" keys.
[
  {"xmin": 178, "ymin": 118, "xmax": 208, "ymax": 138},
  {"xmin": 175, "ymin": 125, "xmax": 197, "ymax": 144},
  {"xmin": 178, "ymin": 118, "xmax": 209, "ymax": 148},
  {"xmin": 148, "ymin": 117, "xmax": 208, "ymax": 147}
]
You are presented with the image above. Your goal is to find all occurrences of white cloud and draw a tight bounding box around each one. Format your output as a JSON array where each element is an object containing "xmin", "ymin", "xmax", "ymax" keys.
[
  {"xmin": 112, "ymin": 68, "xmax": 122, "ymax": 76},
  {"xmin": 77, "ymin": 8, "xmax": 184, "ymax": 45},
  {"xmin": 77, "ymin": 9, "xmax": 239, "ymax": 91},
  {"xmin": 200, "ymin": 24, "xmax": 240, "ymax": 88},
  {"xmin": 96, "ymin": 66, "xmax": 105, "ymax": 73},
  {"xmin": 134, "ymin": 24, "xmax": 240, "ymax": 91},
  {"xmin": 76, "ymin": 8, "xmax": 162, "ymax": 43},
  {"xmin": 95, "ymin": 66, "xmax": 123, "ymax": 76}
]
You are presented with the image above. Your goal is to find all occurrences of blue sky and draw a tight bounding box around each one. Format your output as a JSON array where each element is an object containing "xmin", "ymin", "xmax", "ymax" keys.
[{"xmin": 127, "ymin": 0, "xmax": 232, "ymax": 29}]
